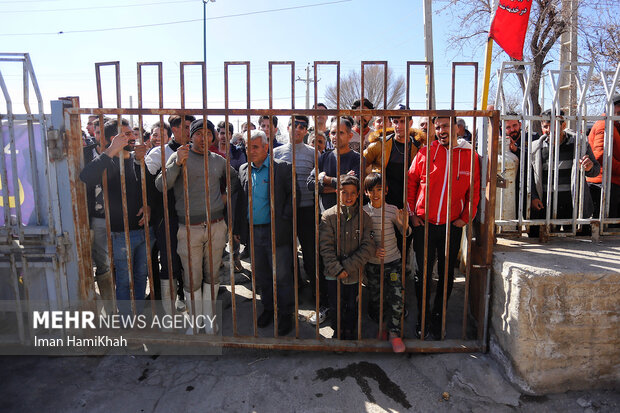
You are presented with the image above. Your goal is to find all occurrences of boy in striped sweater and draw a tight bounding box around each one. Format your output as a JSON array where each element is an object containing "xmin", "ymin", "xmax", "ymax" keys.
[{"xmin": 363, "ymin": 173, "xmax": 409, "ymax": 353}]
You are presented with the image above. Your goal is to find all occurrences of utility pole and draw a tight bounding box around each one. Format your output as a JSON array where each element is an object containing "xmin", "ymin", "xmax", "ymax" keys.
[
  {"xmin": 423, "ymin": 0, "xmax": 436, "ymax": 109},
  {"xmin": 296, "ymin": 63, "xmax": 318, "ymax": 109},
  {"xmin": 559, "ymin": 0, "xmax": 578, "ymax": 125},
  {"xmin": 203, "ymin": 0, "xmax": 215, "ymax": 105},
  {"xmin": 129, "ymin": 95, "xmax": 134, "ymax": 127}
]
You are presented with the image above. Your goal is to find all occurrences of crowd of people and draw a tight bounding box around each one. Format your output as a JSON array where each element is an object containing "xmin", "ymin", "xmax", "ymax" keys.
[
  {"xmin": 78, "ymin": 94, "xmax": 620, "ymax": 352},
  {"xmin": 501, "ymin": 97, "xmax": 620, "ymax": 237}
]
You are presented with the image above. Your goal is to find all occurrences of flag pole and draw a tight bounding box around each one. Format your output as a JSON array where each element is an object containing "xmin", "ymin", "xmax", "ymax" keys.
[{"xmin": 481, "ymin": 37, "xmax": 494, "ymax": 110}]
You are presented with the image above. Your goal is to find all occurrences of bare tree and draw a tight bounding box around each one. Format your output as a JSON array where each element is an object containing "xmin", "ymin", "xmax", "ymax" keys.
[
  {"xmin": 440, "ymin": 0, "xmax": 569, "ymax": 120},
  {"xmin": 439, "ymin": 0, "xmax": 619, "ymax": 115},
  {"xmin": 324, "ymin": 66, "xmax": 406, "ymax": 110},
  {"xmin": 579, "ymin": 3, "xmax": 620, "ymax": 110}
]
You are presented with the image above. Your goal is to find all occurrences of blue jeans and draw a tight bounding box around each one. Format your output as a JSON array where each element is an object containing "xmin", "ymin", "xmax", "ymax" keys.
[
  {"xmin": 90, "ymin": 217, "xmax": 110, "ymax": 276},
  {"xmin": 111, "ymin": 229, "xmax": 148, "ymax": 315}
]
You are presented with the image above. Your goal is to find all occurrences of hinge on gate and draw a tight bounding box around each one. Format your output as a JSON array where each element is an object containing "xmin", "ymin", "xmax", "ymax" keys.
[
  {"xmin": 496, "ymin": 173, "xmax": 507, "ymax": 189},
  {"xmin": 56, "ymin": 232, "xmax": 73, "ymax": 262},
  {"xmin": 47, "ymin": 128, "xmax": 66, "ymax": 161}
]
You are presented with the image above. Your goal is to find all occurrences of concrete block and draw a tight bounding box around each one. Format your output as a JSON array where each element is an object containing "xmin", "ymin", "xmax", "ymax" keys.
[{"xmin": 490, "ymin": 237, "xmax": 620, "ymax": 394}]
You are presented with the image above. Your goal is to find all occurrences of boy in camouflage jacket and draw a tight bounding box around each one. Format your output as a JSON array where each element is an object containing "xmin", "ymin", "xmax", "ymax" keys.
[{"xmin": 319, "ymin": 175, "xmax": 375, "ymax": 340}]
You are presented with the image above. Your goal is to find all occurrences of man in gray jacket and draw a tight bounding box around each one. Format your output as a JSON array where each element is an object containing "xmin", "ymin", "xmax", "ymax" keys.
[
  {"xmin": 156, "ymin": 119, "xmax": 240, "ymax": 334},
  {"xmin": 529, "ymin": 110, "xmax": 599, "ymax": 236}
]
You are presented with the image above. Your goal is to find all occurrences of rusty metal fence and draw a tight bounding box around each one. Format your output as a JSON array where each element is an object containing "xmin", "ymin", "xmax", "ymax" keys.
[
  {"xmin": 2, "ymin": 59, "xmax": 499, "ymax": 354},
  {"xmin": 62, "ymin": 60, "xmax": 499, "ymax": 353}
]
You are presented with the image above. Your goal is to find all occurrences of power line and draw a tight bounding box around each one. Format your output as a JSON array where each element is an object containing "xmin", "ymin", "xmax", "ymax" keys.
[
  {"xmin": 0, "ymin": 0, "xmax": 352, "ymax": 36},
  {"xmin": 0, "ymin": 0, "xmax": 62, "ymax": 3},
  {"xmin": 0, "ymin": 0, "xmax": 196, "ymax": 13}
]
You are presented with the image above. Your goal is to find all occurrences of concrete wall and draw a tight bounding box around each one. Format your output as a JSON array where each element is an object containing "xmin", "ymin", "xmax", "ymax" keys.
[{"xmin": 490, "ymin": 237, "xmax": 620, "ymax": 394}]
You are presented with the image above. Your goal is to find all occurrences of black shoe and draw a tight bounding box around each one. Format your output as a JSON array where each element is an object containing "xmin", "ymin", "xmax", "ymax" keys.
[
  {"xmin": 240, "ymin": 248, "xmax": 250, "ymax": 259},
  {"xmin": 368, "ymin": 304, "xmax": 380, "ymax": 324},
  {"xmin": 343, "ymin": 329, "xmax": 356, "ymax": 340},
  {"xmin": 429, "ymin": 312, "xmax": 443, "ymax": 340},
  {"xmin": 277, "ymin": 315, "xmax": 293, "ymax": 336},
  {"xmin": 415, "ymin": 321, "xmax": 430, "ymax": 339},
  {"xmin": 257, "ymin": 310, "xmax": 273, "ymax": 328}
]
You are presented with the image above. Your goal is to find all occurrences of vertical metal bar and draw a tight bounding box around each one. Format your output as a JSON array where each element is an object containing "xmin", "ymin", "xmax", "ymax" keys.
[
  {"xmin": 361, "ymin": 61, "xmax": 388, "ymax": 340},
  {"xmin": 600, "ymin": 66, "xmax": 620, "ymax": 233},
  {"xmin": 51, "ymin": 255, "xmax": 63, "ymax": 315},
  {"xmin": 25, "ymin": 114, "xmax": 41, "ymax": 225},
  {"xmin": 403, "ymin": 62, "xmax": 419, "ymax": 339},
  {"xmin": 421, "ymin": 108, "xmax": 431, "ymax": 340},
  {"xmin": 313, "ymin": 62, "xmax": 321, "ymax": 340},
  {"xmin": 360, "ymin": 61, "xmax": 367, "ymax": 340},
  {"xmin": 20, "ymin": 254, "xmax": 36, "ymax": 342},
  {"xmin": 179, "ymin": 62, "xmax": 197, "ymax": 334},
  {"xmin": 111, "ymin": 64, "xmax": 138, "ymax": 315},
  {"xmin": 23, "ymin": 57, "xmax": 51, "ymax": 230},
  {"xmin": 9, "ymin": 252, "xmax": 25, "ymax": 343},
  {"xmin": 271, "ymin": 61, "xmax": 297, "ymax": 336},
  {"xmin": 335, "ymin": 67, "xmax": 341, "ymax": 340},
  {"xmin": 462, "ymin": 121, "xmax": 477, "ymax": 339},
  {"xmin": 20, "ymin": 59, "xmax": 43, "ymax": 227},
  {"xmin": 379, "ymin": 87, "xmax": 386, "ymax": 341},
  {"xmin": 0, "ymin": 71, "xmax": 12, "ymax": 229},
  {"xmin": 223, "ymin": 63, "xmax": 236, "ymax": 335},
  {"xmin": 248, "ymin": 63, "xmax": 258, "ymax": 337},
  {"xmin": 440, "ymin": 115, "xmax": 454, "ymax": 341},
  {"xmin": 223, "ymin": 61, "xmax": 242, "ymax": 336},
  {"xmin": 482, "ymin": 111, "xmax": 500, "ymax": 347},
  {"xmin": 451, "ymin": 63, "xmax": 479, "ymax": 337},
  {"xmin": 201, "ymin": 90, "xmax": 216, "ymax": 336},
  {"xmin": 0, "ymin": 69, "xmax": 23, "ymax": 240},
  {"xmin": 381, "ymin": 62, "xmax": 388, "ymax": 340},
  {"xmin": 7, "ymin": 100, "xmax": 23, "ymax": 239},
  {"xmin": 268, "ymin": 61, "xmax": 295, "ymax": 336},
  {"xmin": 406, "ymin": 61, "xmax": 434, "ymax": 340},
  {"xmin": 573, "ymin": 64, "xmax": 593, "ymax": 234},
  {"xmin": 95, "ymin": 62, "xmax": 118, "ymax": 314},
  {"xmin": 136, "ymin": 62, "xmax": 162, "ymax": 318},
  {"xmin": 312, "ymin": 61, "xmax": 338, "ymax": 340},
  {"xmin": 291, "ymin": 109, "xmax": 300, "ymax": 338}
]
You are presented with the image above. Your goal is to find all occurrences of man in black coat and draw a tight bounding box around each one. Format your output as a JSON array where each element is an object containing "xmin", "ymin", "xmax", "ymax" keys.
[{"xmin": 235, "ymin": 130, "xmax": 297, "ymax": 336}]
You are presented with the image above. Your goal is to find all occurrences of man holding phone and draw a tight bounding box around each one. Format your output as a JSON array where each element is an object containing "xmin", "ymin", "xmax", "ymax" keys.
[{"xmin": 79, "ymin": 118, "xmax": 153, "ymax": 316}]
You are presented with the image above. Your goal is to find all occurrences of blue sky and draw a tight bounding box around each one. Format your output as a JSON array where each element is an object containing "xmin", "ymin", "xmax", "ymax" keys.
[{"xmin": 0, "ymin": 0, "xmax": 492, "ymax": 127}]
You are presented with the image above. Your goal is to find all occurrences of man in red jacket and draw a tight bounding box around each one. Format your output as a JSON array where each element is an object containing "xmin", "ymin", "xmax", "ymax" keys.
[
  {"xmin": 407, "ymin": 115, "xmax": 481, "ymax": 339},
  {"xmin": 587, "ymin": 94, "xmax": 620, "ymax": 222}
]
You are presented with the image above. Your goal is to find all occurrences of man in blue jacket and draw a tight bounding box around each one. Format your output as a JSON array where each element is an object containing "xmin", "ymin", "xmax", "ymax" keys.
[{"xmin": 235, "ymin": 130, "xmax": 296, "ymax": 336}]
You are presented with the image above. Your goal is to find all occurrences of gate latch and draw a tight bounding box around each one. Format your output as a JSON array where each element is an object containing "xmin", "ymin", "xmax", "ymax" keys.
[
  {"xmin": 47, "ymin": 128, "xmax": 66, "ymax": 161},
  {"xmin": 496, "ymin": 173, "xmax": 507, "ymax": 189}
]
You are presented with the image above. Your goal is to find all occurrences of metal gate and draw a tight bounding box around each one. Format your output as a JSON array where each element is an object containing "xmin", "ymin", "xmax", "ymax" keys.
[
  {"xmin": 0, "ymin": 53, "xmax": 83, "ymax": 346},
  {"xmin": 2, "ymin": 59, "xmax": 499, "ymax": 354},
  {"xmin": 493, "ymin": 60, "xmax": 620, "ymax": 240}
]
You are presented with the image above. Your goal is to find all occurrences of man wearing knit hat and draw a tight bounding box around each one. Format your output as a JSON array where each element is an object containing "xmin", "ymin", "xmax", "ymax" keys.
[{"xmin": 156, "ymin": 118, "xmax": 241, "ymax": 334}]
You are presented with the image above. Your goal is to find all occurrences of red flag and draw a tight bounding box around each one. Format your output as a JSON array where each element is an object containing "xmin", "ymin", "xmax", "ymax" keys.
[{"xmin": 489, "ymin": 0, "xmax": 532, "ymax": 60}]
